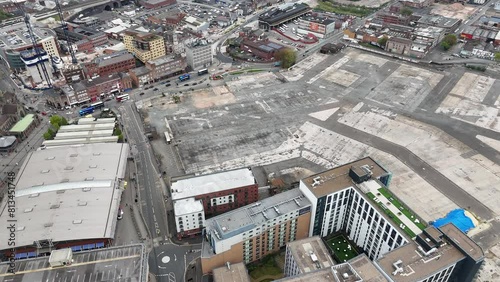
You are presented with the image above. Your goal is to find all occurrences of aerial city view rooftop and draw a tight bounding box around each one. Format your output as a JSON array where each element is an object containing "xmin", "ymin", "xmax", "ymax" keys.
[{"xmin": 0, "ymin": 0, "xmax": 499, "ymax": 281}]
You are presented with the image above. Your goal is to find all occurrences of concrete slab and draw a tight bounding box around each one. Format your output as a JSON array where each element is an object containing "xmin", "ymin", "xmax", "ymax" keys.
[
  {"xmin": 282, "ymin": 53, "xmax": 328, "ymax": 81},
  {"xmin": 308, "ymin": 107, "xmax": 339, "ymax": 121},
  {"xmin": 367, "ymin": 64, "xmax": 443, "ymax": 111},
  {"xmin": 448, "ymin": 73, "xmax": 495, "ymax": 103},
  {"xmin": 326, "ymin": 69, "xmax": 361, "ymax": 87},
  {"xmin": 436, "ymin": 72, "xmax": 500, "ymax": 133},
  {"xmin": 346, "ymin": 50, "xmax": 388, "ymax": 67},
  {"xmin": 476, "ymin": 135, "xmax": 500, "ymax": 152},
  {"xmin": 339, "ymin": 109, "xmax": 500, "ymax": 218}
]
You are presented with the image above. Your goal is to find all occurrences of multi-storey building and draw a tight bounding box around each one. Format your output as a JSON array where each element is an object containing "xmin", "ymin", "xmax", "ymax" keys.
[
  {"xmin": 83, "ymin": 51, "xmax": 136, "ymax": 78},
  {"xmin": 171, "ymin": 168, "xmax": 258, "ymax": 218},
  {"xmin": 277, "ymin": 254, "xmax": 389, "ymax": 282},
  {"xmin": 0, "ymin": 22, "xmax": 59, "ymax": 71},
  {"xmin": 213, "ymin": 262, "xmax": 251, "ymax": 282},
  {"xmin": 284, "ymin": 236, "xmax": 335, "ymax": 277},
  {"xmin": 299, "ymin": 157, "xmax": 427, "ymax": 260},
  {"xmin": 123, "ymin": 30, "xmax": 166, "ymax": 63},
  {"xmin": 147, "ymin": 55, "xmax": 186, "ymax": 80},
  {"xmin": 376, "ymin": 223, "xmax": 484, "ymax": 282},
  {"xmin": 296, "ymin": 13, "xmax": 336, "ymax": 38},
  {"xmin": 20, "ymin": 48, "xmax": 53, "ymax": 85},
  {"xmin": 201, "ymin": 188, "xmax": 312, "ymax": 274},
  {"xmin": 185, "ymin": 39, "xmax": 213, "ymax": 70},
  {"xmin": 174, "ymin": 198, "xmax": 205, "ymax": 239}
]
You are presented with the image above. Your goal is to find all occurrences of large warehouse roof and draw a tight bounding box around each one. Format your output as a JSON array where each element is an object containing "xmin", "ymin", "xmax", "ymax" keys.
[
  {"xmin": 58, "ymin": 123, "xmax": 116, "ymax": 133},
  {"xmin": 54, "ymin": 129, "xmax": 113, "ymax": 140},
  {"xmin": 15, "ymin": 143, "xmax": 128, "ymax": 190},
  {"xmin": 171, "ymin": 168, "xmax": 256, "ymax": 200},
  {"xmin": 0, "ymin": 180, "xmax": 121, "ymax": 250},
  {"xmin": 0, "ymin": 143, "xmax": 129, "ymax": 251}
]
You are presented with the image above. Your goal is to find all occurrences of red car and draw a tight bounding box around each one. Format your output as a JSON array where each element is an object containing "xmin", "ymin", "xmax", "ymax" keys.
[{"xmin": 41, "ymin": 112, "xmax": 47, "ymax": 116}]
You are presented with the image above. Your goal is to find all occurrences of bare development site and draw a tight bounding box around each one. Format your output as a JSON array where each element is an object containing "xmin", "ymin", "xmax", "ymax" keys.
[{"xmin": 0, "ymin": 0, "xmax": 500, "ymax": 281}]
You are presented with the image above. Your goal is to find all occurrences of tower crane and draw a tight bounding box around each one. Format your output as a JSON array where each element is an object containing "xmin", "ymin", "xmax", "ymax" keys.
[
  {"xmin": 12, "ymin": 1, "xmax": 52, "ymax": 88},
  {"xmin": 53, "ymin": 0, "xmax": 77, "ymax": 64}
]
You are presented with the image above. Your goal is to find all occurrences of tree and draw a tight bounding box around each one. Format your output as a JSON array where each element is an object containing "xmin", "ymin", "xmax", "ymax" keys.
[
  {"xmin": 43, "ymin": 132, "xmax": 52, "ymax": 140},
  {"xmin": 400, "ymin": 7, "xmax": 413, "ymax": 16},
  {"xmin": 172, "ymin": 95, "xmax": 181, "ymax": 104},
  {"xmin": 49, "ymin": 115, "xmax": 68, "ymax": 129},
  {"xmin": 377, "ymin": 36, "xmax": 388, "ymax": 49},
  {"xmin": 441, "ymin": 34, "xmax": 457, "ymax": 51},
  {"xmin": 275, "ymin": 48, "xmax": 297, "ymax": 68},
  {"xmin": 117, "ymin": 134, "xmax": 124, "ymax": 143},
  {"xmin": 495, "ymin": 52, "xmax": 500, "ymax": 61},
  {"xmin": 113, "ymin": 128, "xmax": 122, "ymax": 136}
]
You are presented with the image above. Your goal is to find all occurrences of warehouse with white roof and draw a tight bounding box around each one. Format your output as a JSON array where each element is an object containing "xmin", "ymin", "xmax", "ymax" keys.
[{"xmin": 0, "ymin": 143, "xmax": 130, "ymax": 259}]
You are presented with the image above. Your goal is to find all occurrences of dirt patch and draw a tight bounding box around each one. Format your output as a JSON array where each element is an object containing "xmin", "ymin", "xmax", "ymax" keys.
[
  {"xmin": 191, "ymin": 87, "xmax": 236, "ymax": 109},
  {"xmin": 430, "ymin": 3, "xmax": 475, "ymax": 20}
]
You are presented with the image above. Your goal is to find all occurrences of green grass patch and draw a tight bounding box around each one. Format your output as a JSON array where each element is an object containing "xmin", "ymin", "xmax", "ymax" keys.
[
  {"xmin": 377, "ymin": 188, "xmax": 426, "ymax": 230},
  {"xmin": 230, "ymin": 71, "xmax": 244, "ymax": 75},
  {"xmin": 326, "ymin": 235, "xmax": 359, "ymax": 263},
  {"xmin": 315, "ymin": 1, "xmax": 376, "ymax": 17},
  {"xmin": 367, "ymin": 192, "xmax": 417, "ymax": 238},
  {"xmin": 247, "ymin": 69, "xmax": 264, "ymax": 73},
  {"xmin": 247, "ymin": 254, "xmax": 283, "ymax": 280}
]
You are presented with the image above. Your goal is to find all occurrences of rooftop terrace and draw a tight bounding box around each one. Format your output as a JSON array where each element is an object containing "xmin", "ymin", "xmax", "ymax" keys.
[{"xmin": 361, "ymin": 180, "xmax": 425, "ymax": 238}]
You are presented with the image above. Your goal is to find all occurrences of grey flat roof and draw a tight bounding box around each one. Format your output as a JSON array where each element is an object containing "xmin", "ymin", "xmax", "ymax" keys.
[
  {"xmin": 205, "ymin": 188, "xmax": 310, "ymax": 240},
  {"xmin": 0, "ymin": 22, "xmax": 55, "ymax": 50},
  {"xmin": 0, "ymin": 180, "xmax": 121, "ymax": 250},
  {"xmin": 59, "ymin": 123, "xmax": 116, "ymax": 132},
  {"xmin": 286, "ymin": 236, "xmax": 334, "ymax": 274},
  {"xmin": 15, "ymin": 143, "xmax": 129, "ymax": 190},
  {"xmin": 301, "ymin": 157, "xmax": 389, "ymax": 198},
  {"xmin": 274, "ymin": 267, "xmax": 334, "ymax": 282},
  {"xmin": 376, "ymin": 230, "xmax": 467, "ymax": 282},
  {"xmin": 171, "ymin": 168, "xmax": 256, "ymax": 200},
  {"xmin": 42, "ymin": 136, "xmax": 119, "ymax": 147},
  {"xmin": 0, "ymin": 244, "xmax": 147, "ymax": 281},
  {"xmin": 94, "ymin": 51, "xmax": 134, "ymax": 68},
  {"xmin": 78, "ymin": 117, "xmax": 117, "ymax": 125},
  {"xmin": 213, "ymin": 262, "xmax": 251, "ymax": 282},
  {"xmin": 54, "ymin": 129, "xmax": 113, "ymax": 140},
  {"xmin": 347, "ymin": 254, "xmax": 388, "ymax": 282},
  {"xmin": 439, "ymin": 223, "xmax": 483, "ymax": 261}
]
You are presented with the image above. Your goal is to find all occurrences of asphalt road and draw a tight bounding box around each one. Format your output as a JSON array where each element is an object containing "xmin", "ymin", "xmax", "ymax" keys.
[{"xmin": 118, "ymin": 101, "xmax": 203, "ymax": 282}]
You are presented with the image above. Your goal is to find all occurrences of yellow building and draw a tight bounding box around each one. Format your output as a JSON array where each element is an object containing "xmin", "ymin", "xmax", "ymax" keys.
[
  {"xmin": 40, "ymin": 37, "xmax": 60, "ymax": 58},
  {"xmin": 123, "ymin": 30, "xmax": 166, "ymax": 63}
]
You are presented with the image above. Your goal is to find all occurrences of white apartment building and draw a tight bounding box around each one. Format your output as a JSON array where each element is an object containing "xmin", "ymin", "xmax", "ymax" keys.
[
  {"xmin": 299, "ymin": 157, "xmax": 425, "ymax": 260},
  {"xmin": 284, "ymin": 236, "xmax": 334, "ymax": 277},
  {"xmin": 185, "ymin": 39, "xmax": 213, "ymax": 70},
  {"xmin": 174, "ymin": 198, "xmax": 205, "ymax": 238}
]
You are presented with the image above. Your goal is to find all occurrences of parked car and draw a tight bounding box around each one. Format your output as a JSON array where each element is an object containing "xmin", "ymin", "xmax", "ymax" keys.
[
  {"xmin": 140, "ymin": 92, "xmax": 145, "ymax": 96},
  {"xmin": 41, "ymin": 111, "xmax": 47, "ymax": 116}
]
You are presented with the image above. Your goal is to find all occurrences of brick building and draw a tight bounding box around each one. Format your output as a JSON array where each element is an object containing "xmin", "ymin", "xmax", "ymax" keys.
[
  {"xmin": 83, "ymin": 51, "xmax": 136, "ymax": 78},
  {"xmin": 201, "ymin": 188, "xmax": 312, "ymax": 273},
  {"xmin": 240, "ymin": 40, "xmax": 284, "ymax": 60},
  {"xmin": 172, "ymin": 168, "xmax": 258, "ymax": 239}
]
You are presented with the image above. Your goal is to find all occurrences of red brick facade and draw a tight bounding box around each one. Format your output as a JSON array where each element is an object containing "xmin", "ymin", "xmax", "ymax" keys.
[{"xmin": 196, "ymin": 184, "xmax": 259, "ymax": 217}]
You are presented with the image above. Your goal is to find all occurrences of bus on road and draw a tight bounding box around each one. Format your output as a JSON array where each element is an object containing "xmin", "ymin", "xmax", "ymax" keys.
[
  {"xmin": 116, "ymin": 94, "xmax": 130, "ymax": 102},
  {"xmin": 91, "ymin": 101, "xmax": 104, "ymax": 109},
  {"xmin": 79, "ymin": 106, "xmax": 95, "ymax": 116},
  {"xmin": 197, "ymin": 69, "xmax": 208, "ymax": 76},
  {"xmin": 179, "ymin": 74, "xmax": 191, "ymax": 82}
]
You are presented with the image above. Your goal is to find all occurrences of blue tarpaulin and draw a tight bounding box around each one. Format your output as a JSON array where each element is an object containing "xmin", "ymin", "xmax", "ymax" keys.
[{"xmin": 432, "ymin": 209, "xmax": 475, "ymax": 233}]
